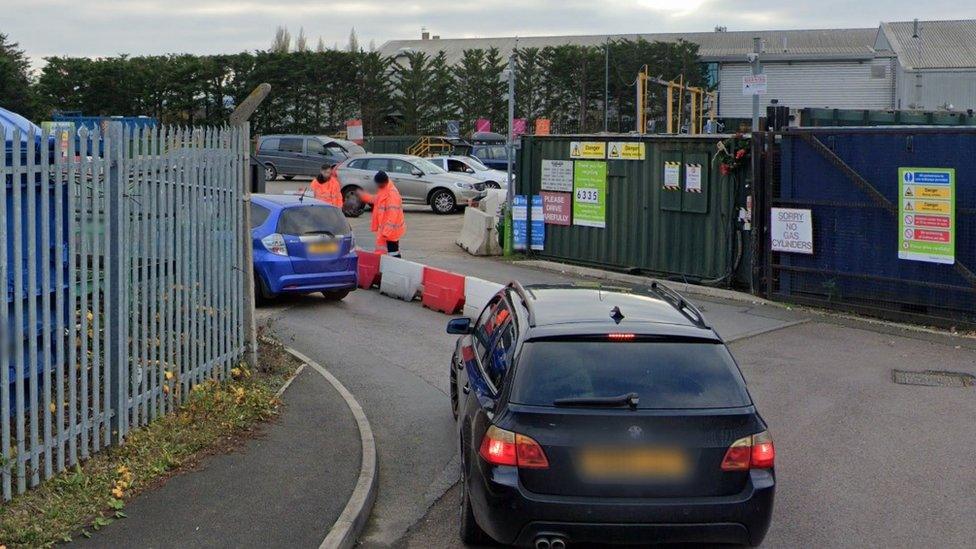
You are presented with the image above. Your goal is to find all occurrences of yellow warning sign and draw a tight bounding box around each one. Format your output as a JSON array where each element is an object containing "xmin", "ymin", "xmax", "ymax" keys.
[
  {"xmin": 607, "ymin": 142, "xmax": 645, "ymax": 160},
  {"xmin": 904, "ymin": 186, "xmax": 914, "ymax": 197},
  {"xmin": 570, "ymin": 141, "xmax": 606, "ymax": 159},
  {"xmin": 916, "ymin": 200, "xmax": 951, "ymax": 214},
  {"xmin": 916, "ymin": 186, "xmax": 951, "ymax": 199}
]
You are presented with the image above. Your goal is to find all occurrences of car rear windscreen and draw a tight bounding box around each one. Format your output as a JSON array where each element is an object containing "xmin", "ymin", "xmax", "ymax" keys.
[
  {"xmin": 511, "ymin": 340, "xmax": 751, "ymax": 409},
  {"xmin": 277, "ymin": 205, "xmax": 351, "ymax": 236}
]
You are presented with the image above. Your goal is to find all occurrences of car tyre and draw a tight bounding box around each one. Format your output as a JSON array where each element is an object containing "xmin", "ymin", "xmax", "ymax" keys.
[
  {"xmin": 460, "ymin": 454, "xmax": 494, "ymax": 546},
  {"xmin": 322, "ymin": 289, "xmax": 350, "ymax": 301},
  {"xmin": 431, "ymin": 189, "xmax": 457, "ymax": 215},
  {"xmin": 264, "ymin": 163, "xmax": 277, "ymax": 181},
  {"xmin": 254, "ymin": 274, "xmax": 274, "ymax": 307},
  {"xmin": 342, "ymin": 186, "xmax": 365, "ymax": 218},
  {"xmin": 450, "ymin": 357, "xmax": 460, "ymax": 420}
]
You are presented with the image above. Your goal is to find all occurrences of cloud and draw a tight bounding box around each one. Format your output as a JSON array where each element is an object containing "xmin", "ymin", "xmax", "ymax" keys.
[{"xmin": 4, "ymin": 0, "xmax": 973, "ymax": 68}]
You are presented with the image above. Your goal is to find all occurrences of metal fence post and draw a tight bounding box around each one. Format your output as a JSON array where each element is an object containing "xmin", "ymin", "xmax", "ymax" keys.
[{"xmin": 106, "ymin": 122, "xmax": 126, "ymax": 442}]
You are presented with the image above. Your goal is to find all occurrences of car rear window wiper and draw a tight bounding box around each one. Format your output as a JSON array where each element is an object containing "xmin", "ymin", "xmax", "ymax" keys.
[
  {"xmin": 304, "ymin": 230, "xmax": 335, "ymax": 237},
  {"xmin": 553, "ymin": 392, "xmax": 639, "ymax": 409}
]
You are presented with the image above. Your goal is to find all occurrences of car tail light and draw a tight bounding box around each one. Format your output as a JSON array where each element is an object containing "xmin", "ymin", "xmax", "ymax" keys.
[
  {"xmin": 721, "ymin": 431, "xmax": 775, "ymax": 471},
  {"xmin": 479, "ymin": 425, "xmax": 549, "ymax": 469},
  {"xmin": 607, "ymin": 333, "xmax": 635, "ymax": 341},
  {"xmin": 261, "ymin": 233, "xmax": 288, "ymax": 256}
]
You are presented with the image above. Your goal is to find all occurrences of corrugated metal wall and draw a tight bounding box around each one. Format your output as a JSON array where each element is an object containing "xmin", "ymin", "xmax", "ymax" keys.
[
  {"xmin": 895, "ymin": 67, "xmax": 976, "ymax": 111},
  {"xmin": 517, "ymin": 135, "xmax": 748, "ymax": 284},
  {"xmin": 719, "ymin": 59, "xmax": 896, "ymax": 118}
]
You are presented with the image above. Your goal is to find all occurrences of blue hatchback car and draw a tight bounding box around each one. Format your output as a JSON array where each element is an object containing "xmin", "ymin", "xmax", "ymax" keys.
[{"xmin": 250, "ymin": 194, "xmax": 358, "ymax": 303}]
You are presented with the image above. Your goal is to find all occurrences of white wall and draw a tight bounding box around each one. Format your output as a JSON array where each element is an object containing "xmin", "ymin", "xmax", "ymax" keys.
[
  {"xmin": 895, "ymin": 67, "xmax": 976, "ymax": 111},
  {"xmin": 718, "ymin": 58, "xmax": 895, "ymax": 118}
]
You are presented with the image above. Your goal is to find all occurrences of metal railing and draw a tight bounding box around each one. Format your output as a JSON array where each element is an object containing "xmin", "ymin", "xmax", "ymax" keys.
[{"xmin": 1, "ymin": 122, "xmax": 248, "ymax": 500}]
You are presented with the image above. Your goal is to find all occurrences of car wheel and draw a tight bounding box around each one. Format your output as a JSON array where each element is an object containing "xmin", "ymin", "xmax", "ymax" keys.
[
  {"xmin": 484, "ymin": 181, "xmax": 501, "ymax": 189},
  {"xmin": 459, "ymin": 451, "xmax": 493, "ymax": 546},
  {"xmin": 431, "ymin": 189, "xmax": 457, "ymax": 215},
  {"xmin": 322, "ymin": 289, "xmax": 350, "ymax": 301},
  {"xmin": 450, "ymin": 357, "xmax": 460, "ymax": 421},
  {"xmin": 254, "ymin": 274, "xmax": 274, "ymax": 307},
  {"xmin": 283, "ymin": 175, "xmax": 295, "ymax": 181},
  {"xmin": 264, "ymin": 163, "xmax": 277, "ymax": 181},
  {"xmin": 342, "ymin": 186, "xmax": 365, "ymax": 218}
]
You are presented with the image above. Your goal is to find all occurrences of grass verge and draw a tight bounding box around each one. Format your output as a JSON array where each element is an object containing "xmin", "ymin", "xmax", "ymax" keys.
[{"xmin": 0, "ymin": 336, "xmax": 299, "ymax": 548}]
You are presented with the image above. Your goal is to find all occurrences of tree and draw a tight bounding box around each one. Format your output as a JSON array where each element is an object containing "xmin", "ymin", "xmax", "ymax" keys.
[
  {"xmin": 354, "ymin": 51, "xmax": 392, "ymax": 135},
  {"xmin": 271, "ymin": 26, "xmax": 291, "ymax": 53},
  {"xmin": 392, "ymin": 51, "xmax": 435, "ymax": 134},
  {"xmin": 0, "ymin": 33, "xmax": 37, "ymax": 118},
  {"xmin": 452, "ymin": 49, "xmax": 487, "ymax": 134},
  {"xmin": 316, "ymin": 37, "xmax": 326, "ymax": 53},
  {"xmin": 294, "ymin": 28, "xmax": 309, "ymax": 53},
  {"xmin": 427, "ymin": 51, "xmax": 457, "ymax": 132},
  {"xmin": 514, "ymin": 47, "xmax": 543, "ymax": 123},
  {"xmin": 347, "ymin": 28, "xmax": 360, "ymax": 53}
]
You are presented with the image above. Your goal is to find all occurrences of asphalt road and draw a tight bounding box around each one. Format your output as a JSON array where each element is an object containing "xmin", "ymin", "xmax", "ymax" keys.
[{"xmin": 259, "ymin": 189, "xmax": 976, "ymax": 548}]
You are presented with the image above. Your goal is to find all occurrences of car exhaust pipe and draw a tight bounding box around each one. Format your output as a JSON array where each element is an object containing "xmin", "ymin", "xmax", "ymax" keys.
[
  {"xmin": 551, "ymin": 538, "xmax": 567, "ymax": 549},
  {"xmin": 534, "ymin": 538, "xmax": 551, "ymax": 549}
]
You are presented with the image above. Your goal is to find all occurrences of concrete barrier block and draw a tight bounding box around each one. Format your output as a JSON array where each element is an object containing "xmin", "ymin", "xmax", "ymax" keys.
[
  {"xmin": 456, "ymin": 207, "xmax": 502, "ymax": 257},
  {"xmin": 379, "ymin": 255, "xmax": 423, "ymax": 301},
  {"xmin": 462, "ymin": 276, "xmax": 504, "ymax": 319}
]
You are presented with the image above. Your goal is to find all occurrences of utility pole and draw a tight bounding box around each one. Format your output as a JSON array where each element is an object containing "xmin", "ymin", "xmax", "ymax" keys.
[
  {"xmin": 751, "ymin": 36, "xmax": 762, "ymax": 132},
  {"xmin": 230, "ymin": 83, "xmax": 271, "ymax": 369},
  {"xmin": 504, "ymin": 53, "xmax": 516, "ymax": 255},
  {"xmin": 604, "ymin": 37, "xmax": 610, "ymax": 133}
]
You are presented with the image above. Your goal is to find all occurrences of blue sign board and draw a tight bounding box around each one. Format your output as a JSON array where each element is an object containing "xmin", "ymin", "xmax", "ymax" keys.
[
  {"xmin": 512, "ymin": 195, "xmax": 528, "ymax": 251},
  {"xmin": 530, "ymin": 195, "xmax": 545, "ymax": 250}
]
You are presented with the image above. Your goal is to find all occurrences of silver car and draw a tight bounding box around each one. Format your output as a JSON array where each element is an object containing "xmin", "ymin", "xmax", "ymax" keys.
[
  {"xmin": 337, "ymin": 154, "xmax": 487, "ymax": 215},
  {"xmin": 427, "ymin": 155, "xmax": 511, "ymax": 190}
]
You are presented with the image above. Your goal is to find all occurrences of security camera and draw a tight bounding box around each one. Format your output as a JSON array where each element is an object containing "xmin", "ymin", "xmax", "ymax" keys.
[{"xmin": 746, "ymin": 53, "xmax": 759, "ymax": 63}]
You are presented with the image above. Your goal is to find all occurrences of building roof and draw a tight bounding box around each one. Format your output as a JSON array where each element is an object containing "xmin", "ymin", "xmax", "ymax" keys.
[
  {"xmin": 379, "ymin": 27, "xmax": 879, "ymax": 66},
  {"xmin": 878, "ymin": 20, "xmax": 976, "ymax": 69}
]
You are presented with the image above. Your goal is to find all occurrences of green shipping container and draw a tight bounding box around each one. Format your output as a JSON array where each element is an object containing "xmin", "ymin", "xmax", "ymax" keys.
[{"xmin": 515, "ymin": 135, "xmax": 750, "ymax": 286}]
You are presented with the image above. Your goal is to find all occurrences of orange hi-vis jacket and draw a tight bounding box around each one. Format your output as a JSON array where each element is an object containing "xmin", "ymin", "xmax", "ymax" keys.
[
  {"xmin": 310, "ymin": 172, "xmax": 343, "ymax": 208},
  {"xmin": 360, "ymin": 182, "xmax": 406, "ymax": 242}
]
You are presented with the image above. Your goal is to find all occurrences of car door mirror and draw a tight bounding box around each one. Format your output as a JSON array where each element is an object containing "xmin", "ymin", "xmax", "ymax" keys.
[
  {"xmin": 446, "ymin": 317, "xmax": 473, "ymax": 334},
  {"xmin": 411, "ymin": 168, "xmax": 424, "ymax": 177}
]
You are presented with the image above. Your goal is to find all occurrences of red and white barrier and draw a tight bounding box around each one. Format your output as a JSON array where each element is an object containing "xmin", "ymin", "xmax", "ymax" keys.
[
  {"xmin": 356, "ymin": 249, "xmax": 383, "ymax": 289},
  {"xmin": 379, "ymin": 255, "xmax": 424, "ymax": 301},
  {"xmin": 421, "ymin": 267, "xmax": 466, "ymax": 314},
  {"xmin": 462, "ymin": 277, "xmax": 504, "ymax": 319}
]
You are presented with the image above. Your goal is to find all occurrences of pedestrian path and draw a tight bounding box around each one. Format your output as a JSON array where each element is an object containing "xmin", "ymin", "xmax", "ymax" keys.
[{"xmin": 78, "ymin": 367, "xmax": 361, "ymax": 549}]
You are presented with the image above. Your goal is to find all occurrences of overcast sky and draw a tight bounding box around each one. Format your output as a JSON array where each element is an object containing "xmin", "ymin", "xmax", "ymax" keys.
[{"xmin": 4, "ymin": 0, "xmax": 974, "ymax": 67}]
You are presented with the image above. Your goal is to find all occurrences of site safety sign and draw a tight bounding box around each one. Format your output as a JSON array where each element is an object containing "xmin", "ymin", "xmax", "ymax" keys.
[
  {"xmin": 608, "ymin": 142, "xmax": 645, "ymax": 160},
  {"xmin": 573, "ymin": 161, "xmax": 607, "ymax": 228},
  {"xmin": 899, "ymin": 167, "xmax": 955, "ymax": 264},
  {"xmin": 570, "ymin": 141, "xmax": 606, "ymax": 159}
]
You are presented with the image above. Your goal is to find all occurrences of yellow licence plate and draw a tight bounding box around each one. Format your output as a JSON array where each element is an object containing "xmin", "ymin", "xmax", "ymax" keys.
[
  {"xmin": 308, "ymin": 242, "xmax": 339, "ymax": 254},
  {"xmin": 579, "ymin": 448, "xmax": 689, "ymax": 479}
]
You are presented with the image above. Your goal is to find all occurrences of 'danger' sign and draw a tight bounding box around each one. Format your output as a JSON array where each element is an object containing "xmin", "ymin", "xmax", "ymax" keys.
[{"xmin": 770, "ymin": 208, "xmax": 813, "ymax": 254}]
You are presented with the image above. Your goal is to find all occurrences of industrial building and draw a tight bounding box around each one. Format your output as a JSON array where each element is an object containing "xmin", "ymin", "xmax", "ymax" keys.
[{"xmin": 378, "ymin": 19, "xmax": 976, "ymax": 120}]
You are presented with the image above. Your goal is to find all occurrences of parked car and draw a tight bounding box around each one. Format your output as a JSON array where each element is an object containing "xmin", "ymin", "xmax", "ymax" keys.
[
  {"xmin": 250, "ymin": 194, "xmax": 358, "ymax": 303},
  {"xmin": 428, "ymin": 155, "xmax": 510, "ymax": 189},
  {"xmin": 256, "ymin": 135, "xmax": 365, "ymax": 181},
  {"xmin": 470, "ymin": 143, "xmax": 510, "ymax": 171},
  {"xmin": 337, "ymin": 154, "xmax": 487, "ymax": 215},
  {"xmin": 447, "ymin": 282, "xmax": 775, "ymax": 547}
]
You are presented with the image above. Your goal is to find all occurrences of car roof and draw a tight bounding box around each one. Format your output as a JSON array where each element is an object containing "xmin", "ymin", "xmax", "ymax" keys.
[
  {"xmin": 512, "ymin": 284, "xmax": 720, "ymax": 341},
  {"xmin": 344, "ymin": 153, "xmax": 417, "ymax": 161},
  {"xmin": 251, "ymin": 193, "xmax": 339, "ymax": 209}
]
